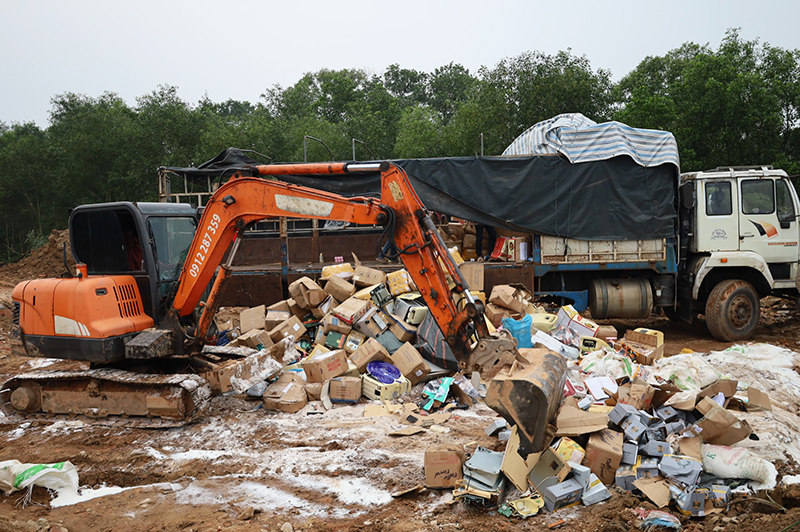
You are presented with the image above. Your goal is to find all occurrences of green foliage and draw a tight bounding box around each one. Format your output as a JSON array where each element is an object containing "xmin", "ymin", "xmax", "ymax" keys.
[
  {"xmin": 616, "ymin": 30, "xmax": 800, "ymax": 173},
  {"xmin": 2, "ymin": 32, "xmax": 800, "ymax": 262}
]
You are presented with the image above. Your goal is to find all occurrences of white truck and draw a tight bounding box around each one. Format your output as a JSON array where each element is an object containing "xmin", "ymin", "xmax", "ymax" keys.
[{"xmin": 673, "ymin": 165, "xmax": 799, "ymax": 340}]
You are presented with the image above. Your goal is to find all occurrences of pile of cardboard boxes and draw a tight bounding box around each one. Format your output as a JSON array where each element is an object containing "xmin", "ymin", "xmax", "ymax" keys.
[
  {"xmin": 422, "ymin": 343, "xmax": 765, "ymax": 517},
  {"xmin": 440, "ymin": 222, "xmax": 530, "ymax": 262},
  {"xmin": 215, "ymin": 258, "xmax": 446, "ymax": 412},
  {"xmin": 206, "ymin": 246, "xmax": 774, "ymax": 521},
  {"xmin": 418, "ymin": 297, "xmax": 775, "ymax": 519}
]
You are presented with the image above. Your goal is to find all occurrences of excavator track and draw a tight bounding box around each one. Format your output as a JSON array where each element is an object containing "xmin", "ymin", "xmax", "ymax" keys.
[{"xmin": 0, "ymin": 368, "xmax": 212, "ymax": 428}]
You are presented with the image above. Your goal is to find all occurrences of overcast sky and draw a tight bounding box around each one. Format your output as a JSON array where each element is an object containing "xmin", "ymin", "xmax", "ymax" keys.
[{"xmin": 2, "ymin": 0, "xmax": 798, "ymax": 128}]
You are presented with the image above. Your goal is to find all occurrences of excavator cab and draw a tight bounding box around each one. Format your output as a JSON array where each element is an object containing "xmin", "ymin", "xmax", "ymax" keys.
[{"xmin": 69, "ymin": 202, "xmax": 198, "ymax": 321}]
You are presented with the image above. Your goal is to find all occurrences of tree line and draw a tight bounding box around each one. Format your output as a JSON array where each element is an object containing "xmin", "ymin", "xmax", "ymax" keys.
[{"xmin": 1, "ymin": 30, "xmax": 799, "ymax": 262}]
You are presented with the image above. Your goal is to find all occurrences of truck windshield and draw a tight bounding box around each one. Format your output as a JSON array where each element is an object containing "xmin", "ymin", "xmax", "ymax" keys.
[{"xmin": 148, "ymin": 217, "xmax": 197, "ymax": 282}]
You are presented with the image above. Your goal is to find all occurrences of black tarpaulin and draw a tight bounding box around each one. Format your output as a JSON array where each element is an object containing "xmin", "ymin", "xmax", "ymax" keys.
[{"xmin": 160, "ymin": 148, "xmax": 678, "ymax": 241}]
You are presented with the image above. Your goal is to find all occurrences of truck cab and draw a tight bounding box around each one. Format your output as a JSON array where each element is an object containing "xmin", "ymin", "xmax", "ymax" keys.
[{"xmin": 679, "ymin": 166, "xmax": 800, "ymax": 340}]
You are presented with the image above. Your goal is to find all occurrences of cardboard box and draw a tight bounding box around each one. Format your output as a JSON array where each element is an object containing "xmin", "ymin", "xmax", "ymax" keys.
[
  {"xmin": 333, "ymin": 297, "xmax": 371, "ymax": 325},
  {"xmin": 463, "ymin": 447, "xmax": 505, "ymax": 488},
  {"xmin": 343, "ymin": 330, "xmax": 366, "ymax": 354},
  {"xmin": 528, "ymin": 447, "xmax": 571, "ymax": 492},
  {"xmin": 321, "ymin": 313, "xmax": 352, "ymax": 335},
  {"xmin": 553, "ymin": 437, "xmax": 586, "ymax": 465},
  {"xmin": 303, "ymin": 349, "xmax": 348, "ymax": 383},
  {"xmin": 554, "ymin": 397, "xmax": 609, "ymax": 437},
  {"xmin": 634, "ymin": 456, "xmax": 660, "ymax": 479},
  {"xmin": 569, "ymin": 462, "xmax": 592, "ymax": 490},
  {"xmin": 658, "ymin": 454, "xmax": 703, "ymax": 486},
  {"xmin": 239, "ymin": 305, "xmax": 266, "ymax": 333},
  {"xmin": 615, "ymin": 466, "xmax": 636, "ymax": 491},
  {"xmin": 674, "ymin": 486, "xmax": 710, "ymax": 517},
  {"xmin": 349, "ymin": 337, "xmax": 390, "ymax": 372},
  {"xmin": 285, "ymin": 298, "xmax": 310, "ymax": 320},
  {"xmin": 263, "ymin": 381, "xmax": 308, "ymax": 413},
  {"xmin": 458, "ymin": 262, "xmax": 484, "ymax": 291},
  {"xmin": 353, "ymin": 306, "xmax": 390, "ymax": 338},
  {"xmin": 656, "ymin": 405, "xmax": 680, "ymax": 423},
  {"xmin": 386, "ymin": 269, "xmax": 417, "ymax": 296},
  {"xmin": 324, "ymin": 275, "xmax": 356, "ymax": 303},
  {"xmin": 388, "ymin": 314, "xmax": 418, "ymax": 343},
  {"xmin": 390, "ymin": 342, "xmax": 431, "ymax": 385},
  {"xmin": 310, "ymin": 296, "xmax": 335, "ymax": 319},
  {"xmin": 621, "ymin": 416, "xmax": 647, "ymax": 442},
  {"xmin": 488, "ymin": 285, "xmax": 528, "ymax": 314},
  {"xmin": 308, "ymin": 342, "xmax": 330, "ymax": 358},
  {"xmin": 329, "ymin": 376, "xmax": 362, "ymax": 403},
  {"xmin": 485, "ymin": 303, "xmax": 513, "ymax": 328},
  {"xmin": 608, "ymin": 403, "xmax": 640, "ymax": 425},
  {"xmin": 553, "ymin": 305, "xmax": 600, "ymax": 339},
  {"xmin": 634, "ymin": 477, "xmax": 672, "ymax": 508},
  {"xmin": 288, "ymin": 277, "xmax": 327, "ymax": 310},
  {"xmin": 619, "ymin": 380, "xmax": 655, "ymax": 410},
  {"xmin": 305, "ymin": 381, "xmax": 323, "ymax": 401},
  {"xmin": 320, "ymin": 262, "xmax": 354, "ymax": 281},
  {"xmin": 512, "ymin": 236, "xmax": 529, "ymax": 262},
  {"xmin": 543, "ymin": 478, "xmax": 583, "ymax": 512},
  {"xmin": 489, "ymin": 236, "xmax": 513, "ymax": 261},
  {"xmin": 236, "ymin": 328, "xmax": 274, "ymax": 350},
  {"xmin": 425, "ymin": 447, "xmax": 464, "ymax": 488},
  {"xmin": 462, "ymin": 233, "xmax": 476, "ymax": 250},
  {"xmin": 695, "ymin": 396, "xmax": 752, "ymax": 445},
  {"xmin": 264, "ymin": 310, "xmax": 292, "ymax": 331},
  {"xmin": 201, "ymin": 350, "xmax": 283, "ymax": 394},
  {"xmin": 582, "ymin": 473, "xmax": 612, "ymax": 506},
  {"xmin": 709, "ymin": 485, "xmax": 731, "ymax": 509},
  {"xmin": 618, "ymin": 329, "xmax": 665, "ymax": 365},
  {"xmin": 640, "ymin": 440, "xmax": 670, "ymax": 458},
  {"xmin": 621, "ymin": 443, "xmax": 638, "ymax": 465},
  {"xmin": 351, "ymin": 253, "xmax": 387, "ymax": 287},
  {"xmin": 268, "ymin": 315, "xmax": 307, "ymax": 343},
  {"xmin": 501, "ymin": 426, "xmax": 542, "ymax": 491},
  {"xmin": 267, "ymin": 300, "xmax": 291, "ymax": 313},
  {"xmin": 582, "ymin": 429, "xmax": 624, "ymax": 485}
]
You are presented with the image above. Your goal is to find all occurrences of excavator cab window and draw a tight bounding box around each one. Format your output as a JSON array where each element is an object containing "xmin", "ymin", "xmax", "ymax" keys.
[
  {"xmin": 72, "ymin": 209, "xmax": 143, "ymax": 274},
  {"xmin": 147, "ymin": 216, "xmax": 197, "ymax": 299}
]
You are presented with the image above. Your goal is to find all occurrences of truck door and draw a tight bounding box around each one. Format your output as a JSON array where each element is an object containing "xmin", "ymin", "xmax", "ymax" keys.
[
  {"xmin": 696, "ymin": 180, "xmax": 739, "ymax": 252},
  {"xmin": 738, "ymin": 177, "xmax": 799, "ymax": 276}
]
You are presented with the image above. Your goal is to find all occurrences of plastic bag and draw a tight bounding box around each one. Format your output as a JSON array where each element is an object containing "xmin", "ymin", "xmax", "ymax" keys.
[
  {"xmin": 579, "ymin": 349, "xmax": 649, "ymax": 381},
  {"xmin": 650, "ymin": 353, "xmax": 720, "ymax": 390},
  {"xmin": 501, "ymin": 314, "xmax": 533, "ymax": 348},
  {"xmin": 0, "ymin": 460, "xmax": 79, "ymax": 496},
  {"xmin": 701, "ymin": 444, "xmax": 777, "ymax": 489}
]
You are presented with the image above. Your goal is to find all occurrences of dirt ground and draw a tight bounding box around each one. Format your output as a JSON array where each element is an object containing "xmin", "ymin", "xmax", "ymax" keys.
[{"xmin": 4, "ymin": 235, "xmax": 800, "ymax": 532}]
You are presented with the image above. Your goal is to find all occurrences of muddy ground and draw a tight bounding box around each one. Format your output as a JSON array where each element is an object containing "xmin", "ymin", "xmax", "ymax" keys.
[{"xmin": 3, "ymin": 236, "xmax": 800, "ymax": 531}]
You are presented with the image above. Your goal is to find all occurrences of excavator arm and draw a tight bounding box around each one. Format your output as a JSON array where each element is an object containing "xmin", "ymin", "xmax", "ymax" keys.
[{"xmin": 172, "ymin": 162, "xmax": 486, "ymax": 368}]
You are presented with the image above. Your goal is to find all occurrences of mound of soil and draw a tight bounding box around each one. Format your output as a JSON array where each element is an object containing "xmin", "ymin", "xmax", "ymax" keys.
[{"xmin": 0, "ymin": 229, "xmax": 74, "ymax": 288}]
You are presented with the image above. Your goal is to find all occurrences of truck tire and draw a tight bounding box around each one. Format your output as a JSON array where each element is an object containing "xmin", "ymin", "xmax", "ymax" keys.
[{"xmin": 705, "ymin": 279, "xmax": 760, "ymax": 342}]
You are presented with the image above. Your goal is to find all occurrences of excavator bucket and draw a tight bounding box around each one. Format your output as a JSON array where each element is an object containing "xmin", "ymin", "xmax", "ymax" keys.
[{"xmin": 484, "ymin": 348, "xmax": 567, "ymax": 457}]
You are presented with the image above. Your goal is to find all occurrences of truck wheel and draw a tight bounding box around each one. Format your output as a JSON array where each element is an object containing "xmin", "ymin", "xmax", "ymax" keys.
[{"xmin": 705, "ymin": 280, "xmax": 760, "ymax": 341}]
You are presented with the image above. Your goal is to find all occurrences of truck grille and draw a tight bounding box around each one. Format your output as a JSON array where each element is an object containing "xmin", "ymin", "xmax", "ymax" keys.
[
  {"xmin": 13, "ymin": 302, "xmax": 20, "ymax": 326},
  {"xmin": 114, "ymin": 283, "xmax": 143, "ymax": 318}
]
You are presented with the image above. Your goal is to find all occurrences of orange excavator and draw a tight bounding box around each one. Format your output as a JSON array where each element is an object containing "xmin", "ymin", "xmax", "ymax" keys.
[{"xmin": 3, "ymin": 162, "xmax": 566, "ymax": 454}]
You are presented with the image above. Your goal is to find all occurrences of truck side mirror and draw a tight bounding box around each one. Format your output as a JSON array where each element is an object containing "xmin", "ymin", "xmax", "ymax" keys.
[{"xmin": 680, "ymin": 183, "xmax": 696, "ymax": 209}]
